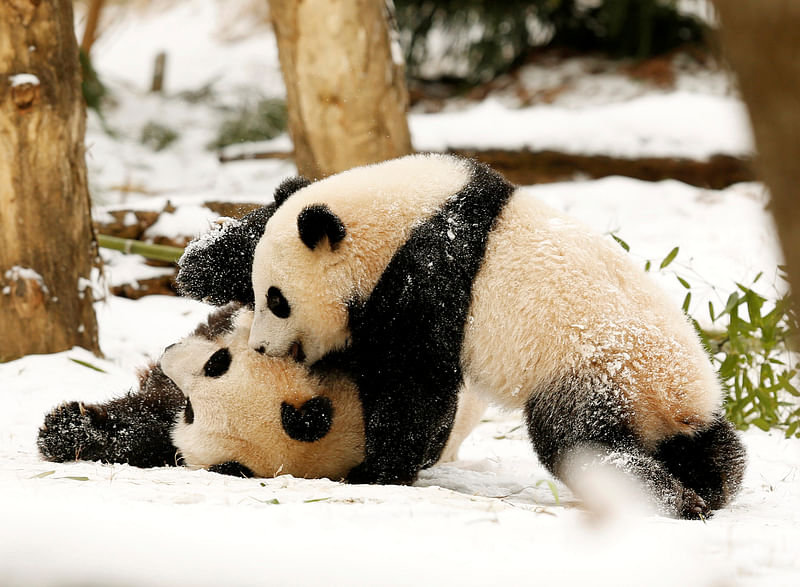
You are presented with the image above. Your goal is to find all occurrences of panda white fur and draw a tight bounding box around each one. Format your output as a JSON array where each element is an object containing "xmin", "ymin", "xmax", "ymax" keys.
[
  {"xmin": 38, "ymin": 302, "xmax": 486, "ymax": 478},
  {"xmin": 163, "ymin": 304, "xmax": 486, "ymax": 477},
  {"xmin": 243, "ymin": 153, "xmax": 745, "ymax": 517}
]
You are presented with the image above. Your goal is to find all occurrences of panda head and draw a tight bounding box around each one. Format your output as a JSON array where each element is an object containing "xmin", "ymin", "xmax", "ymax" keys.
[
  {"xmin": 248, "ymin": 154, "xmax": 472, "ymax": 363},
  {"xmin": 160, "ymin": 303, "xmax": 364, "ymax": 479}
]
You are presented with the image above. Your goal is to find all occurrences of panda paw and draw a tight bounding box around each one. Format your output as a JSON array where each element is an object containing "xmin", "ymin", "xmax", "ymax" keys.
[
  {"xmin": 345, "ymin": 462, "xmax": 418, "ymax": 486},
  {"xmin": 208, "ymin": 461, "xmax": 255, "ymax": 478},
  {"xmin": 678, "ymin": 487, "xmax": 711, "ymax": 520},
  {"xmin": 37, "ymin": 401, "xmax": 111, "ymax": 463}
]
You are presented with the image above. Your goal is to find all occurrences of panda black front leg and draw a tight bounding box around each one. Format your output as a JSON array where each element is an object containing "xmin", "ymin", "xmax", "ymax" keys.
[
  {"xmin": 346, "ymin": 383, "xmax": 459, "ymax": 485},
  {"xmin": 38, "ymin": 401, "xmax": 112, "ymax": 463},
  {"xmin": 38, "ymin": 365, "xmax": 185, "ymax": 468},
  {"xmin": 208, "ymin": 461, "xmax": 255, "ymax": 478}
]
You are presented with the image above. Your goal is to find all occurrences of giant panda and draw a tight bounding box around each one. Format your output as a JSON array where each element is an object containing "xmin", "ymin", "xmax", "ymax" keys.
[
  {"xmin": 38, "ymin": 302, "xmax": 485, "ymax": 478},
  {"xmin": 233, "ymin": 153, "xmax": 746, "ymax": 518}
]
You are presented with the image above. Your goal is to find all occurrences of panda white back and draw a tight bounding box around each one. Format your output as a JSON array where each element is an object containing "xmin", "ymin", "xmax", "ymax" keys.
[{"xmin": 461, "ymin": 192, "xmax": 722, "ymax": 446}]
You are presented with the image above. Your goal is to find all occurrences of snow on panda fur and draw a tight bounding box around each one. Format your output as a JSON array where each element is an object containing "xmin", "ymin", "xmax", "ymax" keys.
[
  {"xmin": 232, "ymin": 153, "xmax": 746, "ymax": 517},
  {"xmin": 38, "ymin": 303, "xmax": 485, "ymax": 478}
]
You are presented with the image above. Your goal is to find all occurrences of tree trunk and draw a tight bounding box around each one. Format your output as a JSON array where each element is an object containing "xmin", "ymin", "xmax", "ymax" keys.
[
  {"xmin": 268, "ymin": 0, "xmax": 413, "ymax": 179},
  {"xmin": 712, "ymin": 1, "xmax": 800, "ymax": 300},
  {"xmin": 0, "ymin": 0, "xmax": 100, "ymax": 362}
]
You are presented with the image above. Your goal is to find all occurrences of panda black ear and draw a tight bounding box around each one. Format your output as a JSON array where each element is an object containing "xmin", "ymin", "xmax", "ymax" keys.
[
  {"xmin": 274, "ymin": 176, "xmax": 311, "ymax": 208},
  {"xmin": 297, "ymin": 204, "xmax": 346, "ymax": 251},
  {"xmin": 280, "ymin": 397, "xmax": 333, "ymax": 442}
]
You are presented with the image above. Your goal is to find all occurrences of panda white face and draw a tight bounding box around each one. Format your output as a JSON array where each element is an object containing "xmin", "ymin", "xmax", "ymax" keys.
[
  {"xmin": 248, "ymin": 154, "xmax": 472, "ymax": 364},
  {"xmin": 160, "ymin": 306, "xmax": 366, "ymax": 479},
  {"xmin": 249, "ymin": 203, "xmax": 353, "ymax": 365}
]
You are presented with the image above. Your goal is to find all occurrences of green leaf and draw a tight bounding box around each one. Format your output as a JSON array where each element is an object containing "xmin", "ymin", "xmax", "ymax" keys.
[
  {"xmin": 59, "ymin": 476, "xmax": 90, "ymax": 482},
  {"xmin": 659, "ymin": 246, "xmax": 679, "ymax": 269},
  {"xmin": 611, "ymin": 234, "xmax": 630, "ymax": 252},
  {"xmin": 644, "ymin": 260, "xmax": 651, "ymax": 272},
  {"xmin": 708, "ymin": 301, "xmax": 716, "ymax": 322},
  {"xmin": 69, "ymin": 358, "xmax": 107, "ymax": 373},
  {"xmin": 681, "ymin": 292, "xmax": 692, "ymax": 314},
  {"xmin": 676, "ymin": 275, "xmax": 691, "ymax": 289},
  {"xmin": 303, "ymin": 497, "xmax": 331, "ymax": 503},
  {"xmin": 31, "ymin": 470, "xmax": 55, "ymax": 479},
  {"xmin": 535, "ymin": 479, "xmax": 560, "ymax": 505}
]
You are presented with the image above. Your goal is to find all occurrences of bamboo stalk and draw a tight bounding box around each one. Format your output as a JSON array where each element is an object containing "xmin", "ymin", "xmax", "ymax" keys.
[
  {"xmin": 81, "ymin": 0, "xmax": 105, "ymax": 55},
  {"xmin": 97, "ymin": 234, "xmax": 183, "ymax": 264}
]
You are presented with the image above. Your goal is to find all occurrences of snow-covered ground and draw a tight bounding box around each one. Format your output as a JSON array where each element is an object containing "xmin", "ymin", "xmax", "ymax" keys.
[{"xmin": 2, "ymin": 1, "xmax": 798, "ymax": 585}]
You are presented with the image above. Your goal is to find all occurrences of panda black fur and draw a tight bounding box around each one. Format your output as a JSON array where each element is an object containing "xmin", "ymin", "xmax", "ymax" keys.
[
  {"xmin": 232, "ymin": 153, "xmax": 746, "ymax": 518},
  {"xmin": 38, "ymin": 302, "xmax": 485, "ymax": 478}
]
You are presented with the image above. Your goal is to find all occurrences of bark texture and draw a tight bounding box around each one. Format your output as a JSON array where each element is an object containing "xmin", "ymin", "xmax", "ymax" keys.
[
  {"xmin": 712, "ymin": 1, "xmax": 800, "ymax": 298},
  {"xmin": 269, "ymin": 0, "xmax": 413, "ymax": 179},
  {"xmin": 0, "ymin": 0, "xmax": 100, "ymax": 362}
]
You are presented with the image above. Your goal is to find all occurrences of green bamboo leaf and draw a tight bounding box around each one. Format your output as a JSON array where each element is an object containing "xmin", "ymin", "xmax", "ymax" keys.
[
  {"xmin": 659, "ymin": 246, "xmax": 679, "ymax": 269},
  {"xmin": 611, "ymin": 234, "xmax": 630, "ymax": 252},
  {"xmin": 676, "ymin": 275, "xmax": 691, "ymax": 289},
  {"xmin": 681, "ymin": 292, "xmax": 692, "ymax": 314},
  {"xmin": 535, "ymin": 479, "xmax": 560, "ymax": 505},
  {"xmin": 69, "ymin": 357, "xmax": 107, "ymax": 373},
  {"xmin": 31, "ymin": 470, "xmax": 55, "ymax": 479}
]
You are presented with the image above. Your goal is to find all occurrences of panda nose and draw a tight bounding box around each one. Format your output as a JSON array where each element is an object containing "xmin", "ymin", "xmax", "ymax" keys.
[{"xmin": 255, "ymin": 345, "xmax": 266, "ymax": 355}]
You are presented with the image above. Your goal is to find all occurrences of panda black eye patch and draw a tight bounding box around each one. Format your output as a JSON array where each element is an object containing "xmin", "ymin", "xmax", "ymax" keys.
[
  {"xmin": 267, "ymin": 286, "xmax": 290, "ymax": 319},
  {"xmin": 203, "ymin": 348, "xmax": 232, "ymax": 377}
]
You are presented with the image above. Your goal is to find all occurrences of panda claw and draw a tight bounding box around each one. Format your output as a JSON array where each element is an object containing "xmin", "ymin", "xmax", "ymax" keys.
[
  {"xmin": 679, "ymin": 488, "xmax": 710, "ymax": 520},
  {"xmin": 78, "ymin": 402, "xmax": 86, "ymax": 416}
]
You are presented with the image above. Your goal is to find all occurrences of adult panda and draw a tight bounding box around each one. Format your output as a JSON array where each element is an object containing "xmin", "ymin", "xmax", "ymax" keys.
[
  {"xmin": 243, "ymin": 153, "xmax": 745, "ymax": 518},
  {"xmin": 38, "ymin": 302, "xmax": 485, "ymax": 478}
]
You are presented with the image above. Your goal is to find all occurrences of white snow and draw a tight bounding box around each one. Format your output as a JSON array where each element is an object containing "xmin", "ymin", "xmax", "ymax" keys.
[
  {"xmin": 142, "ymin": 204, "xmax": 219, "ymax": 240},
  {"xmin": 1, "ymin": 2, "xmax": 798, "ymax": 585},
  {"xmin": 411, "ymin": 93, "xmax": 754, "ymax": 159},
  {"xmin": 9, "ymin": 73, "xmax": 40, "ymax": 87}
]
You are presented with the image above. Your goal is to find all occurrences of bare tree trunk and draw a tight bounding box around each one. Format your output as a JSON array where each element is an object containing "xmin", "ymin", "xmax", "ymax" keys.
[
  {"xmin": 268, "ymin": 0, "xmax": 413, "ymax": 179},
  {"xmin": 712, "ymin": 1, "xmax": 800, "ymax": 300},
  {"xmin": 0, "ymin": 0, "xmax": 100, "ymax": 362}
]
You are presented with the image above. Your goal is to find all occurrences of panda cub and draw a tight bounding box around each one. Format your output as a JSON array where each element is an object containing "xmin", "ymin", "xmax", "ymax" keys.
[
  {"xmin": 38, "ymin": 303, "xmax": 485, "ymax": 478},
  {"xmin": 220, "ymin": 153, "xmax": 745, "ymax": 518}
]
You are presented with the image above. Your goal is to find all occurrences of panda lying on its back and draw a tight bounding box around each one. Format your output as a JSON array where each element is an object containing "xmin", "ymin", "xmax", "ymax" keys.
[
  {"xmin": 182, "ymin": 154, "xmax": 746, "ymax": 518},
  {"xmin": 38, "ymin": 303, "xmax": 486, "ymax": 478}
]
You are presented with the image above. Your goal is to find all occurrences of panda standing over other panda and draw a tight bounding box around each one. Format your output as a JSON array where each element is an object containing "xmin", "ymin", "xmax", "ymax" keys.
[{"xmin": 178, "ymin": 153, "xmax": 746, "ymax": 519}]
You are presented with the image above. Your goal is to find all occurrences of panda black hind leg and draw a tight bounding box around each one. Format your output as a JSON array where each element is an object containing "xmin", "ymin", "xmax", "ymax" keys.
[
  {"xmin": 524, "ymin": 374, "xmax": 710, "ymax": 519},
  {"xmin": 653, "ymin": 414, "xmax": 747, "ymax": 512}
]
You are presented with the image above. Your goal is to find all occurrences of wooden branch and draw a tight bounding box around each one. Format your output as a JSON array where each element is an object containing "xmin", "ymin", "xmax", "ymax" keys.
[{"xmin": 80, "ymin": 0, "xmax": 105, "ymax": 55}]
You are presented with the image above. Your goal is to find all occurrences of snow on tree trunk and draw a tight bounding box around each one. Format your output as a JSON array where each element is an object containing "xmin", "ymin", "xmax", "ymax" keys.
[
  {"xmin": 268, "ymin": 0, "xmax": 413, "ymax": 179},
  {"xmin": 712, "ymin": 1, "xmax": 800, "ymax": 300},
  {"xmin": 0, "ymin": 0, "xmax": 100, "ymax": 362}
]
